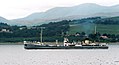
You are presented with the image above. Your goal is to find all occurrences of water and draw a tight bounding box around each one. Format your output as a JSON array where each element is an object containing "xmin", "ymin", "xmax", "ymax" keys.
[{"xmin": 0, "ymin": 44, "xmax": 119, "ymax": 65}]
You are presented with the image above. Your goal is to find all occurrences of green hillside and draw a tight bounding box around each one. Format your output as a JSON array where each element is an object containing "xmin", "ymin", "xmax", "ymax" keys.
[
  {"xmin": 1, "ymin": 16, "xmax": 119, "ymax": 42},
  {"xmin": 69, "ymin": 24, "xmax": 119, "ymax": 34},
  {"xmin": 69, "ymin": 16, "xmax": 119, "ymax": 35}
]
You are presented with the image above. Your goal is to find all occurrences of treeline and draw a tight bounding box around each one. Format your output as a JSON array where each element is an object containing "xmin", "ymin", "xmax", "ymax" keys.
[
  {"xmin": 40, "ymin": 20, "xmax": 70, "ymax": 36},
  {"xmin": 71, "ymin": 16, "xmax": 119, "ymax": 25},
  {"xmin": 66, "ymin": 32, "xmax": 119, "ymax": 43},
  {"xmin": 94, "ymin": 17, "xmax": 119, "ymax": 25},
  {"xmin": 1, "ymin": 16, "xmax": 119, "ymax": 42},
  {"xmin": 0, "ymin": 20, "xmax": 70, "ymax": 37},
  {"xmin": 0, "ymin": 20, "xmax": 70, "ymax": 42},
  {"xmin": 70, "ymin": 17, "xmax": 101, "ymax": 24}
]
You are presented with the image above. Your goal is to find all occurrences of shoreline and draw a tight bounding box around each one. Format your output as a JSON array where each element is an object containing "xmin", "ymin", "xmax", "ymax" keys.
[
  {"xmin": 0, "ymin": 42, "xmax": 24, "ymax": 45},
  {"xmin": 0, "ymin": 42, "xmax": 119, "ymax": 45},
  {"xmin": 0, "ymin": 42, "xmax": 63, "ymax": 45}
]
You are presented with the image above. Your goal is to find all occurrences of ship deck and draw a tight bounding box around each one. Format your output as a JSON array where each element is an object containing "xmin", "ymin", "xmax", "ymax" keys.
[{"xmin": 24, "ymin": 44, "xmax": 108, "ymax": 49}]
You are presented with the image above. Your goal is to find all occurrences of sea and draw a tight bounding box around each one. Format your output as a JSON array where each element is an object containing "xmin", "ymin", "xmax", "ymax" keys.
[{"xmin": 0, "ymin": 44, "xmax": 119, "ymax": 65}]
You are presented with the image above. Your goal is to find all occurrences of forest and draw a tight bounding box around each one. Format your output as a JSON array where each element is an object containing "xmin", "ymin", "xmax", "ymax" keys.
[{"xmin": 0, "ymin": 16, "xmax": 119, "ymax": 42}]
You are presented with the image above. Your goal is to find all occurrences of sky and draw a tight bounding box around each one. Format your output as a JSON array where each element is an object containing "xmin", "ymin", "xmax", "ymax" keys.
[{"xmin": 0, "ymin": 0, "xmax": 119, "ymax": 20}]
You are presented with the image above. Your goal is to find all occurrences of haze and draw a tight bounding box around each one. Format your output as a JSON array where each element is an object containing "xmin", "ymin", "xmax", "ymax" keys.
[{"xmin": 0, "ymin": 0, "xmax": 119, "ymax": 19}]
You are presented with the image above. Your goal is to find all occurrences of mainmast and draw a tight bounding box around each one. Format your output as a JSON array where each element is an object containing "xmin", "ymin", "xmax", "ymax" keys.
[
  {"xmin": 94, "ymin": 25, "xmax": 97, "ymax": 34},
  {"xmin": 40, "ymin": 27, "xmax": 45, "ymax": 43}
]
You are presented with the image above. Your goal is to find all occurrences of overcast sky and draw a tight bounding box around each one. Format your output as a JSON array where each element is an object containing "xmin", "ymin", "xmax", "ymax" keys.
[{"xmin": 0, "ymin": 0, "xmax": 119, "ymax": 19}]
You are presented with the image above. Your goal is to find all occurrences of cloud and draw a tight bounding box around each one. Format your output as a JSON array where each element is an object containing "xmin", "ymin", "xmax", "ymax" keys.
[{"xmin": 0, "ymin": 0, "xmax": 119, "ymax": 19}]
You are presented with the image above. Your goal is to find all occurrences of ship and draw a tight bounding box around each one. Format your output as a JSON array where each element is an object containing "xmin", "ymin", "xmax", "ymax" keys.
[{"xmin": 24, "ymin": 38, "xmax": 108, "ymax": 49}]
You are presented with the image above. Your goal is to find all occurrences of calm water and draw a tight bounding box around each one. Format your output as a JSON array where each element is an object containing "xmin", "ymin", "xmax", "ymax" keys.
[{"xmin": 0, "ymin": 44, "xmax": 119, "ymax": 65}]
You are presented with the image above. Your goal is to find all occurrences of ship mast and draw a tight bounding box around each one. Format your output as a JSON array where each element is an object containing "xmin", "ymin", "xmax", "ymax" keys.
[
  {"xmin": 40, "ymin": 27, "xmax": 45, "ymax": 43},
  {"xmin": 94, "ymin": 25, "xmax": 97, "ymax": 34}
]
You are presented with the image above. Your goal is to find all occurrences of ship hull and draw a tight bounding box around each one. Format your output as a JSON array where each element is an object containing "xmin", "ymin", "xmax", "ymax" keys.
[{"xmin": 24, "ymin": 44, "xmax": 108, "ymax": 49}]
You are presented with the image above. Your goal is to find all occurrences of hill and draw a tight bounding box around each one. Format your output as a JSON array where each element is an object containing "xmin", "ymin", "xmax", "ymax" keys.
[
  {"xmin": 69, "ymin": 24, "xmax": 119, "ymax": 34},
  {"xmin": 69, "ymin": 16, "xmax": 119, "ymax": 34},
  {"xmin": 0, "ymin": 16, "xmax": 9, "ymax": 23},
  {"xmin": 11, "ymin": 3, "xmax": 119, "ymax": 26},
  {"xmin": 1, "ymin": 16, "xmax": 119, "ymax": 42}
]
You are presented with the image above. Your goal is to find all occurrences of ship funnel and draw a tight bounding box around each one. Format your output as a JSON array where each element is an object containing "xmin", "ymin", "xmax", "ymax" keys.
[{"xmin": 64, "ymin": 38, "xmax": 69, "ymax": 46}]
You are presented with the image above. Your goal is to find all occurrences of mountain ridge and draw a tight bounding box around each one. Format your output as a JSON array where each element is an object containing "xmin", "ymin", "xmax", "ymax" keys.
[
  {"xmin": 1, "ymin": 3, "xmax": 119, "ymax": 25},
  {"xmin": 0, "ymin": 16, "xmax": 10, "ymax": 23}
]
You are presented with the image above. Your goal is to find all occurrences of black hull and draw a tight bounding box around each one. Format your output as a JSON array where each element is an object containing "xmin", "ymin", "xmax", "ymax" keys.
[{"xmin": 24, "ymin": 44, "xmax": 108, "ymax": 49}]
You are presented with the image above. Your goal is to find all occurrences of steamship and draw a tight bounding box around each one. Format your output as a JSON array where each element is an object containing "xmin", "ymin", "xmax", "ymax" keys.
[{"xmin": 24, "ymin": 38, "xmax": 108, "ymax": 49}]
